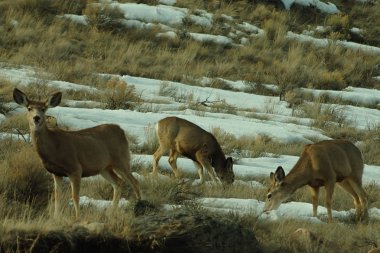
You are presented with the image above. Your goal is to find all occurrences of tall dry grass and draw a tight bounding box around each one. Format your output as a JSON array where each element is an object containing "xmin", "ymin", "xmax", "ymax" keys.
[
  {"xmin": 0, "ymin": 1, "xmax": 379, "ymax": 252},
  {"xmin": 1, "ymin": 0, "xmax": 379, "ymax": 93}
]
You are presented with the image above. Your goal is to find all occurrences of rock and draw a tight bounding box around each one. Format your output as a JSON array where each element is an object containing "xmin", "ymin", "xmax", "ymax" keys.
[
  {"xmin": 290, "ymin": 228, "xmax": 338, "ymax": 252},
  {"xmin": 290, "ymin": 228, "xmax": 322, "ymax": 251}
]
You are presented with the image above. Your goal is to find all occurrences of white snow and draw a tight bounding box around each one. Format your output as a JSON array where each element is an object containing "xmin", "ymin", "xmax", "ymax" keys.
[
  {"xmin": 287, "ymin": 31, "xmax": 380, "ymax": 55},
  {"xmin": 281, "ymin": 0, "xmax": 340, "ymax": 14}
]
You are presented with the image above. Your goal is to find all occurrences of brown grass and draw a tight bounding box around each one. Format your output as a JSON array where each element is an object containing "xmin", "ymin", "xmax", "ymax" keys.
[
  {"xmin": 1, "ymin": 1, "xmax": 379, "ymax": 94},
  {"xmin": 0, "ymin": 143, "xmax": 51, "ymax": 212},
  {"xmin": 0, "ymin": 140, "xmax": 379, "ymax": 252},
  {"xmin": 0, "ymin": 1, "xmax": 380, "ymax": 252}
]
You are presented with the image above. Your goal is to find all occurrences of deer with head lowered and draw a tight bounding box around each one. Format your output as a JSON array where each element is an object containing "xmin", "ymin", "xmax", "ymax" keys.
[
  {"xmin": 152, "ymin": 116, "xmax": 234, "ymax": 185},
  {"xmin": 264, "ymin": 139, "xmax": 368, "ymax": 222},
  {"xmin": 13, "ymin": 88, "xmax": 141, "ymax": 218}
]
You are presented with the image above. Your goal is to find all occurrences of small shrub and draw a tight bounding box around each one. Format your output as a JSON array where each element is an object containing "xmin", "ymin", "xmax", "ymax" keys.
[
  {"xmin": 158, "ymin": 82, "xmax": 178, "ymax": 97},
  {"xmin": 0, "ymin": 80, "xmax": 14, "ymax": 113},
  {"xmin": 209, "ymin": 99, "xmax": 237, "ymax": 114},
  {"xmin": 0, "ymin": 144, "xmax": 51, "ymax": 209},
  {"xmin": 208, "ymin": 79, "xmax": 232, "ymax": 90},
  {"xmin": 103, "ymin": 78, "xmax": 139, "ymax": 110},
  {"xmin": 300, "ymin": 101, "xmax": 350, "ymax": 129},
  {"xmin": 263, "ymin": 97, "xmax": 279, "ymax": 114},
  {"xmin": 139, "ymin": 123, "xmax": 159, "ymax": 154},
  {"xmin": 316, "ymin": 70, "xmax": 346, "ymax": 90},
  {"xmin": 0, "ymin": 113, "xmax": 29, "ymax": 137},
  {"xmin": 251, "ymin": 4, "xmax": 274, "ymax": 22},
  {"xmin": 262, "ymin": 11, "xmax": 288, "ymax": 45},
  {"xmin": 83, "ymin": 2, "xmax": 126, "ymax": 32},
  {"xmin": 13, "ymin": 0, "xmax": 57, "ymax": 16},
  {"xmin": 326, "ymin": 14, "xmax": 349, "ymax": 32},
  {"xmin": 284, "ymin": 89, "xmax": 303, "ymax": 110},
  {"xmin": 211, "ymin": 126, "xmax": 237, "ymax": 154},
  {"xmin": 358, "ymin": 131, "xmax": 380, "ymax": 165}
]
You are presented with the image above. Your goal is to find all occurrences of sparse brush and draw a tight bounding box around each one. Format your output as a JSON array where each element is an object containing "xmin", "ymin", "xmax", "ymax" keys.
[
  {"xmin": 102, "ymin": 78, "xmax": 140, "ymax": 110},
  {"xmin": 358, "ymin": 138, "xmax": 380, "ymax": 165},
  {"xmin": 139, "ymin": 123, "xmax": 158, "ymax": 154},
  {"xmin": 0, "ymin": 144, "xmax": 51, "ymax": 211},
  {"xmin": 83, "ymin": 2, "xmax": 126, "ymax": 32},
  {"xmin": 139, "ymin": 177, "xmax": 200, "ymax": 205},
  {"xmin": 0, "ymin": 113, "xmax": 29, "ymax": 136},
  {"xmin": 262, "ymin": 10, "xmax": 288, "ymax": 45},
  {"xmin": 299, "ymin": 99, "xmax": 350, "ymax": 130},
  {"xmin": 158, "ymin": 82, "xmax": 179, "ymax": 97},
  {"xmin": 326, "ymin": 14, "xmax": 349, "ymax": 32}
]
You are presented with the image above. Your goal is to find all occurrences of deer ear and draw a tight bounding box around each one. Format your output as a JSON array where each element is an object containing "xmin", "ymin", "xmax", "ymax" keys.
[
  {"xmin": 274, "ymin": 166, "xmax": 285, "ymax": 182},
  {"xmin": 47, "ymin": 92, "xmax": 62, "ymax": 108},
  {"xmin": 13, "ymin": 88, "xmax": 29, "ymax": 106}
]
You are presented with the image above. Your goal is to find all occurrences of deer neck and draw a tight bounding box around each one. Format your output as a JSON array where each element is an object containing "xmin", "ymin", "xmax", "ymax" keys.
[
  {"xmin": 210, "ymin": 147, "xmax": 225, "ymax": 169},
  {"xmin": 283, "ymin": 160, "xmax": 311, "ymax": 193},
  {"xmin": 30, "ymin": 125, "xmax": 55, "ymax": 158}
]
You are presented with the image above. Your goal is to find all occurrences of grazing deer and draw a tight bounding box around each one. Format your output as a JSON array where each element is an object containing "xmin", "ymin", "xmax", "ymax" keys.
[
  {"xmin": 13, "ymin": 88, "xmax": 141, "ymax": 218},
  {"xmin": 264, "ymin": 139, "xmax": 368, "ymax": 222},
  {"xmin": 152, "ymin": 116, "xmax": 234, "ymax": 185}
]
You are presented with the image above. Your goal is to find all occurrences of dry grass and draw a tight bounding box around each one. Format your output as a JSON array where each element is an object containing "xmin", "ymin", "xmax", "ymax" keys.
[
  {"xmin": 0, "ymin": 140, "xmax": 379, "ymax": 252},
  {"xmin": 0, "ymin": 1, "xmax": 380, "ymax": 252},
  {"xmin": 0, "ymin": 142, "xmax": 51, "ymax": 214},
  {"xmin": 1, "ymin": 0, "xmax": 379, "ymax": 93}
]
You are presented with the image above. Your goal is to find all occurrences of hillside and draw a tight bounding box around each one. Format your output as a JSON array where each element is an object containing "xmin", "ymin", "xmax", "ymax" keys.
[{"xmin": 0, "ymin": 1, "xmax": 380, "ymax": 252}]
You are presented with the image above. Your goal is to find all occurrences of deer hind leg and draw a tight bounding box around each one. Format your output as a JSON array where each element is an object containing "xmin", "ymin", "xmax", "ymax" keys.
[
  {"xmin": 193, "ymin": 161, "xmax": 205, "ymax": 184},
  {"xmin": 346, "ymin": 178, "xmax": 368, "ymax": 221},
  {"xmin": 324, "ymin": 181, "xmax": 335, "ymax": 222},
  {"xmin": 152, "ymin": 145, "xmax": 166, "ymax": 176},
  {"xmin": 101, "ymin": 169, "xmax": 124, "ymax": 208},
  {"xmin": 68, "ymin": 173, "xmax": 81, "ymax": 219},
  {"xmin": 309, "ymin": 186, "xmax": 320, "ymax": 217},
  {"xmin": 338, "ymin": 179, "xmax": 362, "ymax": 221},
  {"xmin": 168, "ymin": 149, "xmax": 181, "ymax": 178},
  {"xmin": 114, "ymin": 161, "xmax": 141, "ymax": 201},
  {"xmin": 53, "ymin": 175, "xmax": 63, "ymax": 218}
]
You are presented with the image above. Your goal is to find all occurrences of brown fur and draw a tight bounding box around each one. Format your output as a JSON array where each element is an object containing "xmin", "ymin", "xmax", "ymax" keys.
[
  {"xmin": 152, "ymin": 116, "xmax": 234, "ymax": 184},
  {"xmin": 13, "ymin": 88, "xmax": 141, "ymax": 218},
  {"xmin": 264, "ymin": 139, "xmax": 368, "ymax": 222}
]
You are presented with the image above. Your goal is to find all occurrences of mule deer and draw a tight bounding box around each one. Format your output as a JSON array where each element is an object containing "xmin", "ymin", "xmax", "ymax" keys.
[
  {"xmin": 152, "ymin": 116, "xmax": 234, "ymax": 184},
  {"xmin": 264, "ymin": 139, "xmax": 368, "ymax": 222},
  {"xmin": 13, "ymin": 88, "xmax": 141, "ymax": 218}
]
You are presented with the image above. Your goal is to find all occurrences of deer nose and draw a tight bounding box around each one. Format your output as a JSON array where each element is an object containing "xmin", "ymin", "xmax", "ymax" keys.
[{"xmin": 33, "ymin": 116, "xmax": 41, "ymax": 124}]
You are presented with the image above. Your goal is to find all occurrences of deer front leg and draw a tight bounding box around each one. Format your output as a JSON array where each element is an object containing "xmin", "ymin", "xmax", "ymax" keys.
[
  {"xmin": 309, "ymin": 186, "xmax": 319, "ymax": 217},
  {"xmin": 69, "ymin": 173, "xmax": 81, "ymax": 219},
  {"xmin": 152, "ymin": 146, "xmax": 164, "ymax": 176},
  {"xmin": 100, "ymin": 170, "xmax": 123, "ymax": 209},
  {"xmin": 193, "ymin": 161, "xmax": 205, "ymax": 184},
  {"xmin": 324, "ymin": 181, "xmax": 335, "ymax": 222},
  {"xmin": 53, "ymin": 175, "xmax": 63, "ymax": 218},
  {"xmin": 168, "ymin": 149, "xmax": 181, "ymax": 178}
]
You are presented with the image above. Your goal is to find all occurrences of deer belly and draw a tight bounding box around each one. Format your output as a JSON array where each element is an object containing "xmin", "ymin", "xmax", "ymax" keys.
[
  {"xmin": 308, "ymin": 179, "xmax": 325, "ymax": 187},
  {"xmin": 175, "ymin": 142, "xmax": 197, "ymax": 161},
  {"xmin": 44, "ymin": 162, "xmax": 69, "ymax": 177}
]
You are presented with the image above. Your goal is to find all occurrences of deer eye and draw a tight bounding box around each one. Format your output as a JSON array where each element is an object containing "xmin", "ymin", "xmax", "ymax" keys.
[
  {"xmin": 27, "ymin": 107, "xmax": 32, "ymax": 111},
  {"xmin": 41, "ymin": 108, "xmax": 46, "ymax": 112},
  {"xmin": 267, "ymin": 193, "xmax": 272, "ymax": 200}
]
